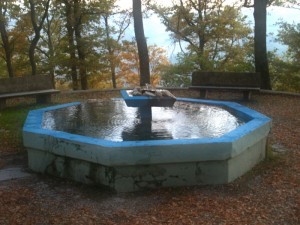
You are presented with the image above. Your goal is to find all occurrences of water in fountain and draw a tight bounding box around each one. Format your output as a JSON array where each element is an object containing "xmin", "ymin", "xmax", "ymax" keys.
[{"xmin": 42, "ymin": 99, "xmax": 245, "ymax": 141}]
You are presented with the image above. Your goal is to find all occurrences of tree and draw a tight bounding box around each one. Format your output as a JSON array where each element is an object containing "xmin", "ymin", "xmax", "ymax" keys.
[
  {"xmin": 74, "ymin": 0, "xmax": 88, "ymax": 90},
  {"xmin": 101, "ymin": 0, "xmax": 131, "ymax": 88},
  {"xmin": 151, "ymin": 0, "xmax": 253, "ymax": 72},
  {"xmin": 37, "ymin": 0, "xmax": 65, "ymax": 86},
  {"xmin": 242, "ymin": 0, "xmax": 272, "ymax": 89},
  {"xmin": 268, "ymin": 51, "xmax": 300, "ymax": 92},
  {"xmin": 241, "ymin": 0, "xmax": 300, "ymax": 89},
  {"xmin": 117, "ymin": 41, "xmax": 169, "ymax": 87},
  {"xmin": 60, "ymin": 0, "xmax": 92, "ymax": 90},
  {"xmin": 27, "ymin": 0, "xmax": 51, "ymax": 76},
  {"xmin": 62, "ymin": 0, "xmax": 79, "ymax": 90},
  {"xmin": 277, "ymin": 22, "xmax": 300, "ymax": 63},
  {"xmin": 59, "ymin": 0, "xmax": 109, "ymax": 90},
  {"xmin": 160, "ymin": 53, "xmax": 194, "ymax": 87},
  {"xmin": 0, "ymin": 1, "xmax": 18, "ymax": 78},
  {"xmin": 269, "ymin": 22, "xmax": 300, "ymax": 92},
  {"xmin": 150, "ymin": 0, "xmax": 209, "ymax": 70},
  {"xmin": 133, "ymin": 0, "xmax": 150, "ymax": 86},
  {"xmin": 9, "ymin": 12, "xmax": 32, "ymax": 77},
  {"xmin": 42, "ymin": 7, "xmax": 56, "ymax": 83},
  {"xmin": 148, "ymin": 44, "xmax": 170, "ymax": 85},
  {"xmin": 253, "ymin": 0, "xmax": 271, "ymax": 89},
  {"xmin": 277, "ymin": 0, "xmax": 300, "ymax": 9},
  {"xmin": 0, "ymin": 57, "xmax": 6, "ymax": 78}
]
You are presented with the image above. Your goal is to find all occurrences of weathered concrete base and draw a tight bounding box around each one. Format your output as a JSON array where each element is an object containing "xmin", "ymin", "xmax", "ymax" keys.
[
  {"xmin": 27, "ymin": 137, "xmax": 266, "ymax": 192},
  {"xmin": 23, "ymin": 99, "xmax": 271, "ymax": 192}
]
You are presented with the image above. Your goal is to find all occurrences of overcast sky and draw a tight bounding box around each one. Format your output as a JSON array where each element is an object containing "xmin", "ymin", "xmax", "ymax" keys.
[{"xmin": 117, "ymin": 1, "xmax": 300, "ymax": 60}]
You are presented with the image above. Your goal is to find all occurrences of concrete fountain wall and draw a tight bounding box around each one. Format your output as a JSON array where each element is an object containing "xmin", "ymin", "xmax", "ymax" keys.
[{"xmin": 23, "ymin": 98, "xmax": 271, "ymax": 192}]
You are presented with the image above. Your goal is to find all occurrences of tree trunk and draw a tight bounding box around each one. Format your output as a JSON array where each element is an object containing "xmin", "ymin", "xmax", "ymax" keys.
[
  {"xmin": 28, "ymin": 0, "xmax": 50, "ymax": 76},
  {"xmin": 45, "ymin": 15, "xmax": 55, "ymax": 87},
  {"xmin": 133, "ymin": 0, "xmax": 150, "ymax": 86},
  {"xmin": 196, "ymin": 0, "xmax": 206, "ymax": 70},
  {"xmin": 0, "ymin": 13, "xmax": 14, "ymax": 78},
  {"xmin": 65, "ymin": 0, "xmax": 79, "ymax": 90},
  {"xmin": 74, "ymin": 0, "xmax": 88, "ymax": 90},
  {"xmin": 254, "ymin": 0, "xmax": 271, "ymax": 90},
  {"xmin": 104, "ymin": 15, "xmax": 117, "ymax": 88},
  {"xmin": 29, "ymin": 37, "xmax": 39, "ymax": 76},
  {"xmin": 109, "ymin": 52, "xmax": 117, "ymax": 89}
]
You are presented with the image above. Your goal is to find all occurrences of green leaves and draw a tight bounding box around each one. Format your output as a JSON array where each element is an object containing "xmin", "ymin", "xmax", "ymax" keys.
[
  {"xmin": 277, "ymin": 22, "xmax": 300, "ymax": 63},
  {"xmin": 269, "ymin": 21, "xmax": 300, "ymax": 92},
  {"xmin": 152, "ymin": 0, "xmax": 254, "ymax": 71}
]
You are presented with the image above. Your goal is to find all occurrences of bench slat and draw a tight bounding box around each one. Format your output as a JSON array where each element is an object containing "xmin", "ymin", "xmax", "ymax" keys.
[
  {"xmin": 189, "ymin": 86, "xmax": 260, "ymax": 91},
  {"xmin": 0, "ymin": 89, "xmax": 59, "ymax": 99},
  {"xmin": 0, "ymin": 75, "xmax": 56, "ymax": 94},
  {"xmin": 189, "ymin": 72, "xmax": 261, "ymax": 100},
  {"xmin": 192, "ymin": 71, "xmax": 261, "ymax": 88},
  {"xmin": 0, "ymin": 75, "xmax": 59, "ymax": 109}
]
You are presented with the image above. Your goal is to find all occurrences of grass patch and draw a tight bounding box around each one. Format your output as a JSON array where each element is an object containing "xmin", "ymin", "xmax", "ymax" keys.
[{"xmin": 0, "ymin": 104, "xmax": 49, "ymax": 155}]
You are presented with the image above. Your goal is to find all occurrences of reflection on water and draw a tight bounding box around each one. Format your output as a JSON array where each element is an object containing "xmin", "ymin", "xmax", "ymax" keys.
[{"xmin": 42, "ymin": 99, "xmax": 245, "ymax": 141}]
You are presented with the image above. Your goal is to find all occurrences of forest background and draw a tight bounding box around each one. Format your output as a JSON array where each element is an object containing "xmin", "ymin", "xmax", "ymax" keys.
[{"xmin": 0, "ymin": 0, "xmax": 299, "ymax": 92}]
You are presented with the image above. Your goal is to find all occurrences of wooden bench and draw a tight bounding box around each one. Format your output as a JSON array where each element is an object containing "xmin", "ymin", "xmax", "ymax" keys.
[
  {"xmin": 0, "ymin": 75, "xmax": 60, "ymax": 109},
  {"xmin": 189, "ymin": 71, "xmax": 261, "ymax": 100}
]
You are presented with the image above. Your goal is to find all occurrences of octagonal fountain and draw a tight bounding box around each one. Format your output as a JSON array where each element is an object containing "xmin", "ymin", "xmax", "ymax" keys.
[{"xmin": 23, "ymin": 89, "xmax": 271, "ymax": 192}]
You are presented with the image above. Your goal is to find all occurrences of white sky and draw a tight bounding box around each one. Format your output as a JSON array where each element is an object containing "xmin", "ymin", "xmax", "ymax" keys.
[
  {"xmin": 117, "ymin": 0, "xmax": 240, "ymax": 9},
  {"xmin": 116, "ymin": 0, "xmax": 300, "ymax": 59}
]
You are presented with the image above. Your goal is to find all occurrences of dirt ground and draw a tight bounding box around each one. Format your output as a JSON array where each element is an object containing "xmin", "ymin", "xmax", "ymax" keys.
[{"xmin": 0, "ymin": 91, "xmax": 299, "ymax": 225}]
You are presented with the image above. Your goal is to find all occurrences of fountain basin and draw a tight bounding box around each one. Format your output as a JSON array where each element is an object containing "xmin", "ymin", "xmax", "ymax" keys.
[{"xmin": 23, "ymin": 98, "xmax": 271, "ymax": 192}]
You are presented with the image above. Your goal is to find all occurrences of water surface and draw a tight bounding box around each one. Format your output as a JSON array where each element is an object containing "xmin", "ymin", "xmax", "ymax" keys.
[{"xmin": 42, "ymin": 99, "xmax": 244, "ymax": 141}]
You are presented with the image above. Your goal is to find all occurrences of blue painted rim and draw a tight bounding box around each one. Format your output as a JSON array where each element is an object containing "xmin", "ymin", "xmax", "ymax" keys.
[{"xmin": 23, "ymin": 99, "xmax": 271, "ymax": 148}]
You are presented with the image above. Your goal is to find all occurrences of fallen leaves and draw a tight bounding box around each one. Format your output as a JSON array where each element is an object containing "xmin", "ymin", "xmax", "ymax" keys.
[{"xmin": 0, "ymin": 92, "xmax": 299, "ymax": 224}]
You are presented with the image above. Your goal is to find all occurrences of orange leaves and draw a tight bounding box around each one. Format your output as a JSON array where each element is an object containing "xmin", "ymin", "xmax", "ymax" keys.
[
  {"xmin": 116, "ymin": 41, "xmax": 170, "ymax": 87},
  {"xmin": 0, "ymin": 92, "xmax": 299, "ymax": 224}
]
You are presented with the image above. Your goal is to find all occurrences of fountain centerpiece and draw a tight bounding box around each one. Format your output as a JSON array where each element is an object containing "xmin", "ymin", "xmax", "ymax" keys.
[
  {"xmin": 121, "ymin": 86, "xmax": 176, "ymax": 107},
  {"xmin": 120, "ymin": 86, "xmax": 176, "ymax": 120},
  {"xmin": 23, "ymin": 89, "xmax": 271, "ymax": 192}
]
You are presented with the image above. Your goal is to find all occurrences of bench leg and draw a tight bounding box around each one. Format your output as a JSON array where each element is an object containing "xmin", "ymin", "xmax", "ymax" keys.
[
  {"xmin": 36, "ymin": 94, "xmax": 51, "ymax": 104},
  {"xmin": 200, "ymin": 90, "xmax": 208, "ymax": 98},
  {"xmin": 243, "ymin": 91, "xmax": 252, "ymax": 100},
  {"xmin": 0, "ymin": 99, "xmax": 6, "ymax": 110}
]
